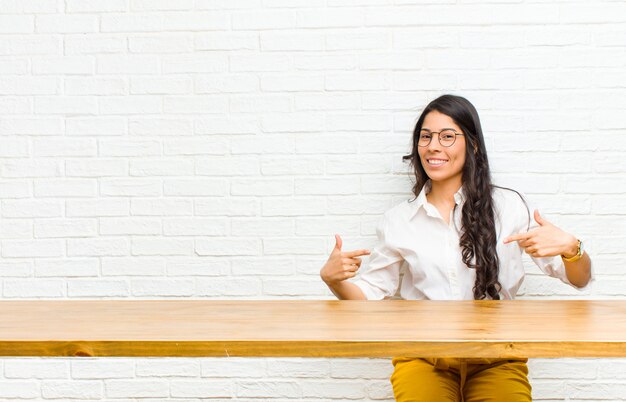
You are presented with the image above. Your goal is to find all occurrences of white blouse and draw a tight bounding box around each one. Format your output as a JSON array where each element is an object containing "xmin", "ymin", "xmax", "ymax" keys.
[{"xmin": 352, "ymin": 182, "xmax": 594, "ymax": 300}]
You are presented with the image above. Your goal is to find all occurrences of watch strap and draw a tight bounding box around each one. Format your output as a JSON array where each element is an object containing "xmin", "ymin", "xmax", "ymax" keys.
[{"xmin": 562, "ymin": 239, "xmax": 583, "ymax": 262}]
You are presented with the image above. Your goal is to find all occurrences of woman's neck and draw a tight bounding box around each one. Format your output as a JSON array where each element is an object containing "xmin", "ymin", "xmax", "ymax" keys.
[{"xmin": 426, "ymin": 179, "xmax": 462, "ymax": 207}]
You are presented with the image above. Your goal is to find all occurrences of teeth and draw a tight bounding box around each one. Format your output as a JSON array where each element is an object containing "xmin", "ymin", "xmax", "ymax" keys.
[{"xmin": 428, "ymin": 159, "xmax": 447, "ymax": 165}]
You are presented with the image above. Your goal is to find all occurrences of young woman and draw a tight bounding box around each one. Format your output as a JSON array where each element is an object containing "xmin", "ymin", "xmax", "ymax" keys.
[{"xmin": 320, "ymin": 94, "xmax": 593, "ymax": 402}]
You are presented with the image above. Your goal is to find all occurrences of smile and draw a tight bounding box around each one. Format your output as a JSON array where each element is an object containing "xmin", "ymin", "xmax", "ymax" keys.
[{"xmin": 427, "ymin": 158, "xmax": 448, "ymax": 166}]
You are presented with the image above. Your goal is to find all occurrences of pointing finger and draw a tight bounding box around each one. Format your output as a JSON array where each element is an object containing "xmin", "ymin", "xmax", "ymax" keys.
[
  {"xmin": 504, "ymin": 232, "xmax": 532, "ymax": 244},
  {"xmin": 344, "ymin": 249, "xmax": 371, "ymax": 258}
]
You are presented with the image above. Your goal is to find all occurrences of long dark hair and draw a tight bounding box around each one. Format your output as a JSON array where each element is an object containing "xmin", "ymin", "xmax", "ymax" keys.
[{"xmin": 402, "ymin": 94, "xmax": 503, "ymax": 300}]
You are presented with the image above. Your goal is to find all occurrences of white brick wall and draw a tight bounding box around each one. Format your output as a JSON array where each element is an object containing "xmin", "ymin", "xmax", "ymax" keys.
[{"xmin": 0, "ymin": 0, "xmax": 624, "ymax": 400}]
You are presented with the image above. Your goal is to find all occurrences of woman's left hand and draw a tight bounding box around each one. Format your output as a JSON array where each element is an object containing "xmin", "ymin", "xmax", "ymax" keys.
[{"xmin": 503, "ymin": 210, "xmax": 578, "ymax": 258}]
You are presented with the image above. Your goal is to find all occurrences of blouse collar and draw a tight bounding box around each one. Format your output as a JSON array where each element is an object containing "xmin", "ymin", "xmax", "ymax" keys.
[{"xmin": 408, "ymin": 180, "xmax": 466, "ymax": 221}]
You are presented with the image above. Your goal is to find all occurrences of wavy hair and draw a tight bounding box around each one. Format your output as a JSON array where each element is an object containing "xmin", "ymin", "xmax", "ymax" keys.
[{"xmin": 402, "ymin": 94, "xmax": 504, "ymax": 300}]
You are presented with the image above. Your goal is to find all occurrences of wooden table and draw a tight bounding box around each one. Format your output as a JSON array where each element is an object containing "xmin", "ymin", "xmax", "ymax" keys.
[{"xmin": 1, "ymin": 300, "xmax": 625, "ymax": 358}]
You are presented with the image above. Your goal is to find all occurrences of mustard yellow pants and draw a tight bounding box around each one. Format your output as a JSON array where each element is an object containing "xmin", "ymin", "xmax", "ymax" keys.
[{"xmin": 390, "ymin": 357, "xmax": 532, "ymax": 402}]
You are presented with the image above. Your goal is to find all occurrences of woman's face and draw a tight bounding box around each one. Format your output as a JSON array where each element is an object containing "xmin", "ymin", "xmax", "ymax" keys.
[{"xmin": 417, "ymin": 110, "xmax": 467, "ymax": 187}]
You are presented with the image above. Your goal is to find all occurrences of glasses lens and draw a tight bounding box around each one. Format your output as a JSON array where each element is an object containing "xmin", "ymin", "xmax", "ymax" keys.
[
  {"xmin": 439, "ymin": 129, "xmax": 456, "ymax": 147},
  {"xmin": 418, "ymin": 130, "xmax": 432, "ymax": 146}
]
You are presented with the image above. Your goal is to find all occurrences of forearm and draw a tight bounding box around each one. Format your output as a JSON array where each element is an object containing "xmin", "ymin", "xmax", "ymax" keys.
[
  {"xmin": 563, "ymin": 251, "xmax": 591, "ymax": 288},
  {"xmin": 326, "ymin": 280, "xmax": 367, "ymax": 300}
]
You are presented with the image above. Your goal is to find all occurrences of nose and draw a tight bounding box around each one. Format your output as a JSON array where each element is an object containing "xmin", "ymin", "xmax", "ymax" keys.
[{"xmin": 427, "ymin": 134, "xmax": 442, "ymax": 152}]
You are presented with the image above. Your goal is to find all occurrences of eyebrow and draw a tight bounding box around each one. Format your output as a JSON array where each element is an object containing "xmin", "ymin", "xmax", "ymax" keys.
[{"xmin": 420, "ymin": 127, "xmax": 457, "ymax": 132}]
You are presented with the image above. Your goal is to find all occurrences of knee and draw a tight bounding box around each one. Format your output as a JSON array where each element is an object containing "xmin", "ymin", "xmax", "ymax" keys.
[
  {"xmin": 464, "ymin": 362, "xmax": 532, "ymax": 402},
  {"xmin": 391, "ymin": 359, "xmax": 460, "ymax": 402},
  {"xmin": 478, "ymin": 383, "xmax": 532, "ymax": 402}
]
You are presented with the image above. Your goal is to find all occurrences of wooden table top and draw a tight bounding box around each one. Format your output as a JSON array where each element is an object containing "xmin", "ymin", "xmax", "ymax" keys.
[{"xmin": 1, "ymin": 300, "xmax": 625, "ymax": 358}]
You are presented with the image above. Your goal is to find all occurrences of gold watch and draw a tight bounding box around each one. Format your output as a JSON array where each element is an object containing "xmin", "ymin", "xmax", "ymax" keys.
[{"xmin": 562, "ymin": 239, "xmax": 584, "ymax": 262}]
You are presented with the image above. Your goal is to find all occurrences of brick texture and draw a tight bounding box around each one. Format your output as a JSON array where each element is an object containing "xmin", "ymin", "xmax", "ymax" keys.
[{"xmin": 0, "ymin": 1, "xmax": 624, "ymax": 400}]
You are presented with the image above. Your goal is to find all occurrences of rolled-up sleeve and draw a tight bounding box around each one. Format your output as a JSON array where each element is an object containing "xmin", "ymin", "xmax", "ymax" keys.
[
  {"xmin": 531, "ymin": 253, "xmax": 595, "ymax": 291},
  {"xmin": 351, "ymin": 212, "xmax": 404, "ymax": 300}
]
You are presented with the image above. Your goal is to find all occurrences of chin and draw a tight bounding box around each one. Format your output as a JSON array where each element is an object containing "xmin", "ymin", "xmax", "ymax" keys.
[
  {"xmin": 428, "ymin": 174, "xmax": 449, "ymax": 182},
  {"xmin": 425, "ymin": 169, "xmax": 462, "ymax": 184},
  {"xmin": 424, "ymin": 170, "xmax": 448, "ymax": 181}
]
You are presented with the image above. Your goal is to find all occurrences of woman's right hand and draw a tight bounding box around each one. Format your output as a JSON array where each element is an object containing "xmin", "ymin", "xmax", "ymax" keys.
[{"xmin": 320, "ymin": 234, "xmax": 371, "ymax": 285}]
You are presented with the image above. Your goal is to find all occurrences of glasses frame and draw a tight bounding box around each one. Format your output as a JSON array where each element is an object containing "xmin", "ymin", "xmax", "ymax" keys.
[{"xmin": 417, "ymin": 128, "xmax": 465, "ymax": 148}]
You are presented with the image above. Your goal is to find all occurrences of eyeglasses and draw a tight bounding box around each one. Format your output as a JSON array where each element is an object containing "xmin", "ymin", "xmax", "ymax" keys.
[{"xmin": 418, "ymin": 129, "xmax": 464, "ymax": 147}]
